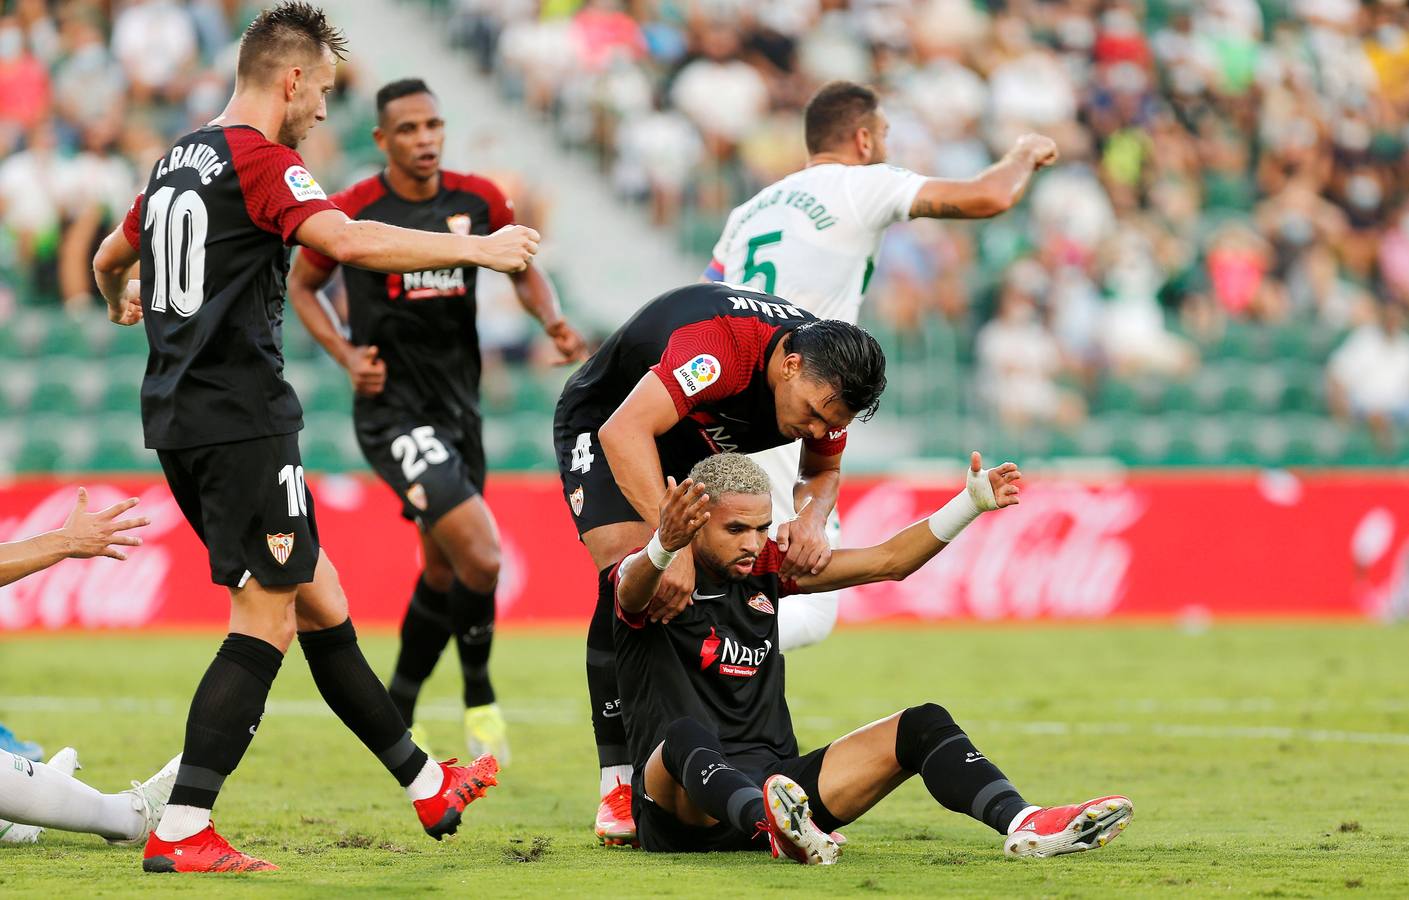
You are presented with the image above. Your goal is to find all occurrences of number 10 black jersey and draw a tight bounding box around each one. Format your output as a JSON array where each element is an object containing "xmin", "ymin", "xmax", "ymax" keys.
[{"xmin": 121, "ymin": 124, "xmax": 338, "ymax": 450}]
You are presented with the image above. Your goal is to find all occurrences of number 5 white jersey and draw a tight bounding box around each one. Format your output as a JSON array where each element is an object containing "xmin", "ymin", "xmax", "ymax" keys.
[{"xmin": 707, "ymin": 163, "xmax": 927, "ymax": 324}]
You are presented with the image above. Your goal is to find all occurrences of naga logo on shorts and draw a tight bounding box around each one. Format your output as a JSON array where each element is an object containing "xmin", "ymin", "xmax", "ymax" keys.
[
  {"xmin": 266, "ymin": 533, "xmax": 295, "ymax": 565},
  {"xmin": 672, "ymin": 354, "xmax": 720, "ymax": 397},
  {"xmin": 569, "ymin": 484, "xmax": 584, "ymax": 517},
  {"xmin": 407, "ymin": 483, "xmax": 428, "ymax": 511},
  {"xmin": 283, "ymin": 165, "xmax": 327, "ymax": 202},
  {"xmin": 747, "ymin": 592, "xmax": 775, "ymax": 615},
  {"xmin": 446, "ymin": 214, "xmax": 471, "ymax": 236}
]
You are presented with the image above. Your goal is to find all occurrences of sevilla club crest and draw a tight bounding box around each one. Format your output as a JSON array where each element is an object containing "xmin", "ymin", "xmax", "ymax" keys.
[
  {"xmin": 266, "ymin": 533, "xmax": 295, "ymax": 565},
  {"xmin": 569, "ymin": 485, "xmax": 584, "ymax": 517},
  {"xmin": 407, "ymin": 483, "xmax": 428, "ymax": 511},
  {"xmin": 747, "ymin": 593, "xmax": 775, "ymax": 615},
  {"xmin": 446, "ymin": 214, "xmax": 471, "ymax": 236}
]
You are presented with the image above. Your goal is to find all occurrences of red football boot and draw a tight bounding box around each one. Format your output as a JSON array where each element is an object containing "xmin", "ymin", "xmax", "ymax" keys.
[
  {"xmin": 142, "ymin": 823, "xmax": 277, "ymax": 873},
  {"xmin": 761, "ymin": 774, "xmax": 839, "ymax": 865},
  {"xmin": 594, "ymin": 778, "xmax": 638, "ymax": 847},
  {"xmin": 1003, "ymin": 795, "xmax": 1133, "ymax": 858},
  {"xmin": 414, "ymin": 755, "xmax": 500, "ymax": 840}
]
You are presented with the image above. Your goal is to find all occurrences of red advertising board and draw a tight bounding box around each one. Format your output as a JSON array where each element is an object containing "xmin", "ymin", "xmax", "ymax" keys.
[{"xmin": 0, "ymin": 471, "xmax": 1404, "ymax": 631}]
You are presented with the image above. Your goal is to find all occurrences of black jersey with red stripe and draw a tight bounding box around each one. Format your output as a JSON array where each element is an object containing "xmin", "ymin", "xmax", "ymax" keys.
[
  {"xmin": 122, "ymin": 125, "xmax": 337, "ymax": 450},
  {"xmin": 557, "ymin": 281, "xmax": 847, "ymax": 477},
  {"xmin": 611, "ymin": 540, "xmax": 800, "ymax": 773},
  {"xmin": 300, "ymin": 171, "xmax": 513, "ymax": 425}
]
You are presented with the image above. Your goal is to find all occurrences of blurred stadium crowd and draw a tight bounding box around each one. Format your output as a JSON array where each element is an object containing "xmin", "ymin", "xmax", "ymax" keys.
[{"xmin": 2, "ymin": 0, "xmax": 1408, "ymax": 472}]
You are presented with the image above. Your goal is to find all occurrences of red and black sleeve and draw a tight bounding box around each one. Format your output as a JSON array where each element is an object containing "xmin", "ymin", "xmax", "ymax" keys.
[
  {"xmin": 751, "ymin": 540, "xmax": 801, "ymax": 596},
  {"xmin": 648, "ymin": 317, "xmax": 777, "ymax": 418},
  {"xmin": 226, "ymin": 129, "xmax": 339, "ymax": 244},
  {"xmin": 298, "ymin": 176, "xmax": 387, "ymax": 271},
  {"xmin": 444, "ymin": 171, "xmax": 515, "ymax": 231},
  {"xmin": 121, "ymin": 193, "xmax": 143, "ymax": 251}
]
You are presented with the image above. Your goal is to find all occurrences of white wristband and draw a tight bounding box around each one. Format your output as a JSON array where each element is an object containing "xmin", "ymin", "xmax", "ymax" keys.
[
  {"xmin": 645, "ymin": 531, "xmax": 676, "ymax": 570},
  {"xmin": 928, "ymin": 459, "xmax": 1000, "ymax": 543},
  {"xmin": 928, "ymin": 490, "xmax": 981, "ymax": 543}
]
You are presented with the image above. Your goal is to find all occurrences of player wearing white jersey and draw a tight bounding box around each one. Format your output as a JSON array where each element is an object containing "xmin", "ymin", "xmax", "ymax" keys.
[{"xmin": 704, "ymin": 82, "xmax": 1058, "ymax": 651}]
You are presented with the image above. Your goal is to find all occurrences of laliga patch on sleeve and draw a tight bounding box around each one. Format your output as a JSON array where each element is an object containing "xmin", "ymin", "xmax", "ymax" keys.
[
  {"xmin": 672, "ymin": 354, "xmax": 721, "ymax": 397},
  {"xmin": 284, "ymin": 165, "xmax": 327, "ymax": 202}
]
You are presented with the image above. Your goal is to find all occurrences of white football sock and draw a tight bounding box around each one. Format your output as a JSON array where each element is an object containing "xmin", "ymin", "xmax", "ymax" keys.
[
  {"xmin": 405, "ymin": 758, "xmax": 443, "ymax": 801},
  {"xmin": 154, "ymin": 804, "xmax": 210, "ymax": 842},
  {"xmin": 0, "ymin": 749, "xmax": 146, "ymax": 841},
  {"xmin": 600, "ymin": 765, "xmax": 633, "ymax": 798},
  {"xmin": 1007, "ymin": 805, "xmax": 1043, "ymax": 834}
]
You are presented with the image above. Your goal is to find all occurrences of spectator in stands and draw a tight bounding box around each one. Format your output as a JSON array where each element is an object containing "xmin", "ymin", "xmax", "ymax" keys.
[
  {"xmin": 1327, "ymin": 300, "xmax": 1409, "ymax": 451},
  {"xmin": 110, "ymin": 0, "xmax": 198, "ymax": 105}
]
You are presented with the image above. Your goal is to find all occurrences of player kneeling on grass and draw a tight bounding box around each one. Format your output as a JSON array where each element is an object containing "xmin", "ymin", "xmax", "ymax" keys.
[{"xmin": 611, "ymin": 453, "xmax": 1132, "ymax": 863}]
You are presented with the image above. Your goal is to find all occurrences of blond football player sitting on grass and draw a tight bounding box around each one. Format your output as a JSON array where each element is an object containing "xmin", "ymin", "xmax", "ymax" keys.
[
  {"xmin": 0, "ymin": 486, "xmax": 179, "ymax": 847},
  {"xmin": 611, "ymin": 453, "xmax": 1132, "ymax": 862}
]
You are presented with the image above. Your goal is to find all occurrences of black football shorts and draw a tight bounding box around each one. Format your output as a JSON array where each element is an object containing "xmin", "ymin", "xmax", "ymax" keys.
[
  {"xmin": 632, "ymin": 744, "xmax": 842, "ymax": 853},
  {"xmin": 356, "ymin": 413, "xmax": 486, "ymax": 530},
  {"xmin": 158, "ymin": 431, "xmax": 320, "ymax": 588},
  {"xmin": 552, "ymin": 416, "xmax": 642, "ymax": 538}
]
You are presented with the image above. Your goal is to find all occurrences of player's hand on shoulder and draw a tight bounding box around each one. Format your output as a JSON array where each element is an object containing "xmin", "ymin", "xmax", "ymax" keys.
[
  {"xmin": 777, "ymin": 515, "xmax": 832, "ymax": 577},
  {"xmin": 968, "ymin": 451, "xmax": 1022, "ymax": 510},
  {"xmin": 545, "ymin": 319, "xmax": 588, "ymax": 364},
  {"xmin": 108, "ymin": 279, "xmax": 143, "ymax": 326},
  {"xmin": 60, "ymin": 487, "xmax": 149, "ymax": 561},
  {"xmin": 477, "ymin": 224, "xmax": 540, "ymax": 273},
  {"xmin": 1014, "ymin": 133, "xmax": 1059, "ymax": 170},
  {"xmin": 342, "ymin": 345, "xmax": 387, "ymax": 397}
]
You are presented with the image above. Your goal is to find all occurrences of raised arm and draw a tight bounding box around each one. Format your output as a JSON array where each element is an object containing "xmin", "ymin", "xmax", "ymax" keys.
[
  {"xmin": 791, "ymin": 452, "xmax": 1021, "ymax": 594},
  {"xmin": 910, "ymin": 134, "xmax": 1058, "ymax": 220},
  {"xmin": 294, "ymin": 208, "xmax": 540, "ymax": 275},
  {"xmin": 615, "ymin": 478, "xmax": 711, "ymax": 617}
]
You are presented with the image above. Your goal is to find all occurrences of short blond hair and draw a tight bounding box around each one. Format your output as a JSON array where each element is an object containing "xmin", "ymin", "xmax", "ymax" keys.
[{"xmin": 687, "ymin": 453, "xmax": 771, "ymax": 499}]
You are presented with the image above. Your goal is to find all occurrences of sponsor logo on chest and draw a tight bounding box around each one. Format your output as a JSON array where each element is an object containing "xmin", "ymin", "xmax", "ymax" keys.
[
  {"xmin": 698, "ymin": 626, "xmax": 773, "ymax": 678},
  {"xmin": 387, "ymin": 268, "xmax": 468, "ymax": 301}
]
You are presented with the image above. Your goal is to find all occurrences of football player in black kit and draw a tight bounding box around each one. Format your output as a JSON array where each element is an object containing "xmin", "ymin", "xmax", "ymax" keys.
[
  {"xmin": 90, "ymin": 3, "xmax": 537, "ymax": 873},
  {"xmin": 612, "ymin": 452, "xmax": 1134, "ymax": 863},
  {"xmin": 552, "ymin": 280, "xmax": 885, "ymax": 844},
  {"xmin": 287, "ymin": 78, "xmax": 587, "ymax": 767}
]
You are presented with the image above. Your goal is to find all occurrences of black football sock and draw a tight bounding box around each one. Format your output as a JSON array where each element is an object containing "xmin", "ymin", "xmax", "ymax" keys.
[
  {"xmin": 386, "ymin": 577, "xmax": 450, "ymax": 726},
  {"xmin": 662, "ymin": 717, "xmax": 765, "ymax": 835},
  {"xmin": 449, "ymin": 581, "xmax": 496, "ymax": 707},
  {"xmin": 895, "ymin": 703, "xmax": 1030, "ymax": 834},
  {"xmin": 168, "ymin": 633, "xmax": 284, "ymax": 811},
  {"xmin": 587, "ymin": 566, "xmax": 629, "ymax": 768},
  {"xmin": 388, "ymin": 575, "xmax": 454, "ymax": 726},
  {"xmin": 299, "ymin": 618, "xmax": 428, "ymax": 786}
]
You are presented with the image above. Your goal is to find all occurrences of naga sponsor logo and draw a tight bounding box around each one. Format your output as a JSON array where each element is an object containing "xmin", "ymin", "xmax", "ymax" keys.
[
  {"xmin": 699, "ymin": 626, "xmax": 773, "ymax": 677},
  {"xmin": 728, "ymin": 295, "xmax": 805, "ymax": 318},
  {"xmin": 155, "ymin": 143, "xmax": 225, "ymax": 185},
  {"xmin": 672, "ymin": 353, "xmax": 720, "ymax": 397},
  {"xmin": 387, "ymin": 268, "xmax": 468, "ymax": 300},
  {"xmin": 688, "ymin": 412, "xmax": 739, "ymax": 453}
]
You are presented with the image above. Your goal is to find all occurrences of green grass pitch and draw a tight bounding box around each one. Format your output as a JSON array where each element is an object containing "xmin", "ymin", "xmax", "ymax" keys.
[{"xmin": 1, "ymin": 624, "xmax": 1406, "ymax": 897}]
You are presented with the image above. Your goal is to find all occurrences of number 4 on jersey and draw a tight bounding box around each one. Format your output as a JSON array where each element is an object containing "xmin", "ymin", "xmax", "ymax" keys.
[{"xmin": 570, "ymin": 433, "xmax": 595, "ymax": 474}]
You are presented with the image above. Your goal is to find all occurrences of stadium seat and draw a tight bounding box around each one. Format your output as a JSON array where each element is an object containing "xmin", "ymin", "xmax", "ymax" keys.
[
  {"xmin": 16, "ymin": 434, "xmax": 64, "ymax": 473},
  {"xmin": 27, "ymin": 381, "xmax": 82, "ymax": 416},
  {"xmin": 98, "ymin": 379, "xmax": 143, "ymax": 414},
  {"xmin": 1095, "ymin": 379, "xmax": 1140, "ymax": 414},
  {"xmin": 303, "ymin": 369, "xmax": 353, "ymax": 414},
  {"xmin": 1158, "ymin": 379, "xmax": 1198, "ymax": 414}
]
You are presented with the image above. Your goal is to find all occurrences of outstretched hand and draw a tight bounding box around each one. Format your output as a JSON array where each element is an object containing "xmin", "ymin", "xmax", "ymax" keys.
[
  {"xmin": 61, "ymin": 487, "xmax": 149, "ymax": 560},
  {"xmin": 657, "ymin": 476, "xmax": 710, "ymax": 552},
  {"xmin": 969, "ymin": 451, "xmax": 1021, "ymax": 510}
]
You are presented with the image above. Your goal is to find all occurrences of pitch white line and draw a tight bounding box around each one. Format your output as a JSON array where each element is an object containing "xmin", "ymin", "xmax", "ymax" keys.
[{"xmin": 6, "ymin": 696, "xmax": 1409, "ymax": 747}]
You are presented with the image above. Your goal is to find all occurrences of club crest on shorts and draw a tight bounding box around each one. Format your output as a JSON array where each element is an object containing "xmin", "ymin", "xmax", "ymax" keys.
[
  {"xmin": 569, "ymin": 484, "xmax": 584, "ymax": 516},
  {"xmin": 407, "ymin": 483, "xmax": 428, "ymax": 511},
  {"xmin": 266, "ymin": 533, "xmax": 295, "ymax": 565},
  {"xmin": 446, "ymin": 214, "xmax": 471, "ymax": 236},
  {"xmin": 748, "ymin": 592, "xmax": 775, "ymax": 615}
]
